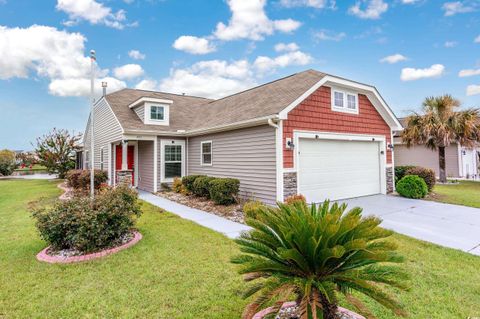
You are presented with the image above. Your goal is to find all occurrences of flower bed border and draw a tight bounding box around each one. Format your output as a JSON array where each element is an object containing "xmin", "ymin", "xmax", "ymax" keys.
[
  {"xmin": 252, "ymin": 302, "xmax": 365, "ymax": 319},
  {"xmin": 36, "ymin": 231, "xmax": 142, "ymax": 264}
]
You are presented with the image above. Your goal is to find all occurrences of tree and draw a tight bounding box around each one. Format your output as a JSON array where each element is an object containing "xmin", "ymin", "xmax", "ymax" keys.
[
  {"xmin": 16, "ymin": 151, "xmax": 36, "ymax": 168},
  {"xmin": 33, "ymin": 128, "xmax": 82, "ymax": 178},
  {"xmin": 0, "ymin": 149, "xmax": 17, "ymax": 176},
  {"xmin": 233, "ymin": 201, "xmax": 408, "ymax": 319},
  {"xmin": 402, "ymin": 95, "xmax": 480, "ymax": 183}
]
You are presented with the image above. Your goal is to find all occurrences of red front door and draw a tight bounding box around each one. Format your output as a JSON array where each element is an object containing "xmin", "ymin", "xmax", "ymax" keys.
[{"xmin": 116, "ymin": 145, "xmax": 135, "ymax": 186}]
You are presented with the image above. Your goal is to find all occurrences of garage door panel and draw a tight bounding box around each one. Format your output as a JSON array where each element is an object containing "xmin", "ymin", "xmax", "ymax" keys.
[{"xmin": 298, "ymin": 139, "xmax": 381, "ymax": 202}]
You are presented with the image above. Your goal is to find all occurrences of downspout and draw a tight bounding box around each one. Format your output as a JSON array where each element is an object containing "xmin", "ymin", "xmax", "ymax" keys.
[{"xmin": 268, "ymin": 117, "xmax": 283, "ymax": 202}]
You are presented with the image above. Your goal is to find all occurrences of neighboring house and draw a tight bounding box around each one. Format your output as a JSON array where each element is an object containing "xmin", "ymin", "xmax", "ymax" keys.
[
  {"xmin": 81, "ymin": 69, "xmax": 402, "ymax": 204},
  {"xmin": 394, "ymin": 119, "xmax": 480, "ymax": 179}
]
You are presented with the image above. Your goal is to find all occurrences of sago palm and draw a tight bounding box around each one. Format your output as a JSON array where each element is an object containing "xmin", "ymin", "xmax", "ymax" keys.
[
  {"xmin": 402, "ymin": 94, "xmax": 480, "ymax": 182},
  {"xmin": 232, "ymin": 201, "xmax": 409, "ymax": 319}
]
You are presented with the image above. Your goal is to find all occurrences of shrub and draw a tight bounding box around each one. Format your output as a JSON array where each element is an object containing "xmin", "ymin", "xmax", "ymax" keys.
[
  {"xmin": 0, "ymin": 149, "xmax": 17, "ymax": 176},
  {"xmin": 208, "ymin": 178, "xmax": 240, "ymax": 205},
  {"xmin": 395, "ymin": 165, "xmax": 416, "ymax": 182},
  {"xmin": 182, "ymin": 175, "xmax": 205, "ymax": 193},
  {"xmin": 405, "ymin": 166, "xmax": 436, "ymax": 191},
  {"xmin": 193, "ymin": 176, "xmax": 215, "ymax": 197},
  {"xmin": 396, "ymin": 175, "xmax": 428, "ymax": 199},
  {"xmin": 233, "ymin": 201, "xmax": 408, "ymax": 319},
  {"xmin": 32, "ymin": 186, "xmax": 142, "ymax": 253},
  {"xmin": 285, "ymin": 194, "xmax": 307, "ymax": 205},
  {"xmin": 66, "ymin": 169, "xmax": 108, "ymax": 192},
  {"xmin": 172, "ymin": 177, "xmax": 183, "ymax": 193},
  {"xmin": 242, "ymin": 200, "xmax": 266, "ymax": 219}
]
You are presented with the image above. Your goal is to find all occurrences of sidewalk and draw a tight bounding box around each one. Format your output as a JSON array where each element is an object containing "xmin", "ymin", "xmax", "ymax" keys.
[{"xmin": 138, "ymin": 191, "xmax": 251, "ymax": 239}]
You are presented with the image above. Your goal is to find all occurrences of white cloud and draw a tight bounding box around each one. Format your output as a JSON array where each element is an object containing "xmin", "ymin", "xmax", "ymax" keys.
[
  {"xmin": 401, "ymin": 0, "xmax": 419, "ymax": 3},
  {"xmin": 279, "ymin": 0, "xmax": 336, "ymax": 8},
  {"xmin": 253, "ymin": 51, "xmax": 312, "ymax": 74},
  {"xmin": 213, "ymin": 0, "xmax": 301, "ymax": 41},
  {"xmin": 475, "ymin": 35, "xmax": 480, "ymax": 43},
  {"xmin": 128, "ymin": 50, "xmax": 145, "ymax": 60},
  {"xmin": 349, "ymin": 0, "xmax": 388, "ymax": 19},
  {"xmin": 313, "ymin": 29, "xmax": 346, "ymax": 41},
  {"xmin": 444, "ymin": 41, "xmax": 458, "ymax": 48},
  {"xmin": 442, "ymin": 1, "xmax": 477, "ymax": 16},
  {"xmin": 467, "ymin": 84, "xmax": 480, "ymax": 96},
  {"xmin": 459, "ymin": 68, "xmax": 480, "ymax": 77},
  {"xmin": 0, "ymin": 25, "xmax": 125, "ymax": 97},
  {"xmin": 274, "ymin": 42, "xmax": 299, "ymax": 52},
  {"xmin": 113, "ymin": 64, "xmax": 144, "ymax": 80},
  {"xmin": 135, "ymin": 79, "xmax": 158, "ymax": 91},
  {"xmin": 400, "ymin": 64, "xmax": 445, "ymax": 81},
  {"xmin": 172, "ymin": 36, "xmax": 216, "ymax": 54},
  {"xmin": 56, "ymin": 0, "xmax": 131, "ymax": 29},
  {"xmin": 160, "ymin": 60, "xmax": 254, "ymax": 99},
  {"xmin": 49, "ymin": 77, "xmax": 126, "ymax": 97},
  {"xmin": 380, "ymin": 53, "xmax": 408, "ymax": 64},
  {"xmin": 159, "ymin": 47, "xmax": 313, "ymax": 98}
]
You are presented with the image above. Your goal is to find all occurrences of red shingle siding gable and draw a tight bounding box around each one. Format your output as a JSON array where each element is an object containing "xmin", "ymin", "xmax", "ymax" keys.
[{"xmin": 283, "ymin": 86, "xmax": 393, "ymax": 168}]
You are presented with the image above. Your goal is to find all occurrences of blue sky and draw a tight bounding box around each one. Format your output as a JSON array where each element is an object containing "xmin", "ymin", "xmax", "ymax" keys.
[{"xmin": 1, "ymin": 0, "xmax": 479, "ymax": 150}]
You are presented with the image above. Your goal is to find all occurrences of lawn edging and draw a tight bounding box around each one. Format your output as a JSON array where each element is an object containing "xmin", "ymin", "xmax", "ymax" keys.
[{"xmin": 36, "ymin": 231, "xmax": 142, "ymax": 264}]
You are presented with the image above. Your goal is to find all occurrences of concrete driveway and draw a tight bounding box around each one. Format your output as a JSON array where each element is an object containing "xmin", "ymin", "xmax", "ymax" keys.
[{"xmin": 340, "ymin": 195, "xmax": 480, "ymax": 256}]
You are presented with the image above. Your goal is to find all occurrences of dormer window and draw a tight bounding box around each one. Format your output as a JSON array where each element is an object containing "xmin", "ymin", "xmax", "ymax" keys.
[
  {"xmin": 129, "ymin": 97, "xmax": 172, "ymax": 126},
  {"xmin": 331, "ymin": 87, "xmax": 359, "ymax": 114},
  {"xmin": 150, "ymin": 105, "xmax": 165, "ymax": 121}
]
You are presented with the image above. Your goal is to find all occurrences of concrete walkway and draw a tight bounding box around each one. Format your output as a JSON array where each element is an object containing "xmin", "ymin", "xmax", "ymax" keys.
[
  {"xmin": 138, "ymin": 191, "xmax": 251, "ymax": 239},
  {"xmin": 340, "ymin": 195, "xmax": 480, "ymax": 256},
  {"xmin": 0, "ymin": 173, "xmax": 57, "ymax": 180}
]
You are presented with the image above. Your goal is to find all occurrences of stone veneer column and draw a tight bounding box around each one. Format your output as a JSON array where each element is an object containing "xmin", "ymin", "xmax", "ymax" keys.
[
  {"xmin": 116, "ymin": 170, "xmax": 133, "ymax": 188},
  {"xmin": 283, "ymin": 172, "xmax": 298, "ymax": 200},
  {"xmin": 386, "ymin": 166, "xmax": 394, "ymax": 193}
]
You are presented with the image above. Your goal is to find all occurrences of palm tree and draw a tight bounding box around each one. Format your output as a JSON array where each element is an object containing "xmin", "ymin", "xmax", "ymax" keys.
[
  {"xmin": 232, "ymin": 201, "xmax": 409, "ymax": 319},
  {"xmin": 402, "ymin": 95, "xmax": 480, "ymax": 183}
]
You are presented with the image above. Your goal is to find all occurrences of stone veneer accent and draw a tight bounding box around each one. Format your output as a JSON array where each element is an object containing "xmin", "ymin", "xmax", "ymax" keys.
[
  {"xmin": 116, "ymin": 170, "xmax": 133, "ymax": 187},
  {"xmin": 284, "ymin": 168, "xmax": 395, "ymax": 199},
  {"xmin": 283, "ymin": 172, "xmax": 298, "ymax": 200},
  {"xmin": 386, "ymin": 166, "xmax": 394, "ymax": 193}
]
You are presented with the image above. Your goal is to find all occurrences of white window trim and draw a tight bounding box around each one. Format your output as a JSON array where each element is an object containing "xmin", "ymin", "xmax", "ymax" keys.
[
  {"xmin": 200, "ymin": 141, "xmax": 213, "ymax": 166},
  {"xmin": 160, "ymin": 139, "xmax": 185, "ymax": 183},
  {"xmin": 331, "ymin": 87, "xmax": 359, "ymax": 115},
  {"xmin": 144, "ymin": 102, "xmax": 170, "ymax": 126}
]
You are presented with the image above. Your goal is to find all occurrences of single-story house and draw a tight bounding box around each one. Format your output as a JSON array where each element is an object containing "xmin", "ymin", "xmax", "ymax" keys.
[
  {"xmin": 394, "ymin": 119, "xmax": 480, "ymax": 179},
  {"xmin": 81, "ymin": 69, "xmax": 402, "ymax": 204}
]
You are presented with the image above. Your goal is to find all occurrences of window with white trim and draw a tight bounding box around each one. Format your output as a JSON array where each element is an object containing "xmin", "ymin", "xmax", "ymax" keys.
[
  {"xmin": 201, "ymin": 141, "xmax": 212, "ymax": 165},
  {"xmin": 164, "ymin": 144, "xmax": 182, "ymax": 178},
  {"xmin": 331, "ymin": 88, "xmax": 359, "ymax": 114},
  {"xmin": 150, "ymin": 105, "xmax": 164, "ymax": 120}
]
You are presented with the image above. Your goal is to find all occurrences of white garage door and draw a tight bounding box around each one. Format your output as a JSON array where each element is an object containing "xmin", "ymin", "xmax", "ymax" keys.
[{"xmin": 298, "ymin": 138, "xmax": 382, "ymax": 202}]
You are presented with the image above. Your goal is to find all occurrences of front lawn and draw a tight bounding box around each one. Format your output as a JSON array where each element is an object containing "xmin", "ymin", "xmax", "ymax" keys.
[
  {"xmin": 14, "ymin": 164, "xmax": 47, "ymax": 171},
  {"xmin": 0, "ymin": 179, "xmax": 479, "ymax": 318},
  {"xmin": 428, "ymin": 180, "xmax": 480, "ymax": 208}
]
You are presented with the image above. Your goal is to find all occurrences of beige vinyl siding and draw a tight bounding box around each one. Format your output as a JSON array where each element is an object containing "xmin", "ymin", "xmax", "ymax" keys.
[
  {"xmin": 137, "ymin": 140, "xmax": 154, "ymax": 192},
  {"xmin": 133, "ymin": 105, "xmax": 144, "ymax": 122},
  {"xmin": 83, "ymin": 98, "xmax": 123, "ymax": 183},
  {"xmin": 188, "ymin": 125, "xmax": 277, "ymax": 205},
  {"xmin": 394, "ymin": 144, "xmax": 460, "ymax": 178}
]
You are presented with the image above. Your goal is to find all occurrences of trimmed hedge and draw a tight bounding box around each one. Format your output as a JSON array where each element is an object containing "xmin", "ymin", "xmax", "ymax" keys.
[
  {"xmin": 396, "ymin": 175, "xmax": 428, "ymax": 199},
  {"xmin": 395, "ymin": 165, "xmax": 416, "ymax": 182},
  {"xmin": 405, "ymin": 166, "xmax": 436, "ymax": 191},
  {"xmin": 172, "ymin": 177, "xmax": 183, "ymax": 193},
  {"xmin": 193, "ymin": 176, "xmax": 216, "ymax": 197},
  {"xmin": 208, "ymin": 178, "xmax": 240, "ymax": 205},
  {"xmin": 31, "ymin": 185, "xmax": 142, "ymax": 253},
  {"xmin": 182, "ymin": 175, "xmax": 205, "ymax": 193}
]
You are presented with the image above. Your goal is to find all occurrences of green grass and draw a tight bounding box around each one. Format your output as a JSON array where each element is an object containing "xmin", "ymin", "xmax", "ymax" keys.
[
  {"xmin": 428, "ymin": 180, "xmax": 480, "ymax": 208},
  {"xmin": 1, "ymin": 179, "xmax": 479, "ymax": 318}
]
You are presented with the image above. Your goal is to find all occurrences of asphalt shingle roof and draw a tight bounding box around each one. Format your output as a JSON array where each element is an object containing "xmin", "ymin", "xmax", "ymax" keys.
[{"xmin": 105, "ymin": 69, "xmax": 327, "ymax": 133}]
